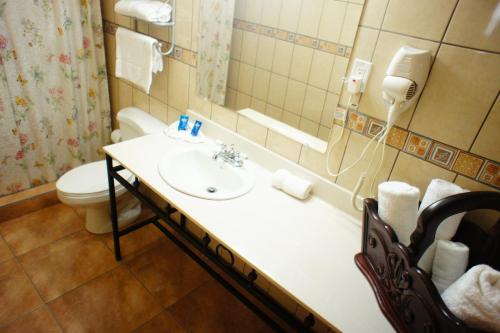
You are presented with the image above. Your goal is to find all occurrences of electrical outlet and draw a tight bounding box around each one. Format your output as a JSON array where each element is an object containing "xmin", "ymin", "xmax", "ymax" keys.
[{"xmin": 349, "ymin": 58, "xmax": 372, "ymax": 93}]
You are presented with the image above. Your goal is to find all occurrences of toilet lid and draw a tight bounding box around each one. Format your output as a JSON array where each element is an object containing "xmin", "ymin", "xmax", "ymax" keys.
[{"xmin": 56, "ymin": 160, "xmax": 134, "ymax": 196}]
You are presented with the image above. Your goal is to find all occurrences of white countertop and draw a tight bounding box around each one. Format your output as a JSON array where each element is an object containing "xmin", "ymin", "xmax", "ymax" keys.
[{"xmin": 104, "ymin": 122, "xmax": 393, "ymax": 333}]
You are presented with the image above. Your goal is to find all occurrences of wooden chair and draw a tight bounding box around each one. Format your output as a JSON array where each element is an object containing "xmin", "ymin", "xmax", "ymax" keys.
[{"xmin": 355, "ymin": 191, "xmax": 500, "ymax": 333}]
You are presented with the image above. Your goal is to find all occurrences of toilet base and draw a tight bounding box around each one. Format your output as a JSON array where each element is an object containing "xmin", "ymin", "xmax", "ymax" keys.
[{"xmin": 85, "ymin": 193, "xmax": 141, "ymax": 234}]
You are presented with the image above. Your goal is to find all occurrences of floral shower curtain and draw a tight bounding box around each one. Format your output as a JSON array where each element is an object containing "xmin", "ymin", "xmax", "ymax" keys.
[
  {"xmin": 0, "ymin": 0, "xmax": 111, "ymax": 195},
  {"xmin": 196, "ymin": 0, "xmax": 235, "ymax": 105}
]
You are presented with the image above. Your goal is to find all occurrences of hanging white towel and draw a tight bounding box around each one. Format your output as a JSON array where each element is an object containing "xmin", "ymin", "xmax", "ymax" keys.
[
  {"xmin": 115, "ymin": 0, "xmax": 172, "ymax": 24},
  {"xmin": 115, "ymin": 28, "xmax": 163, "ymax": 94},
  {"xmin": 442, "ymin": 265, "xmax": 500, "ymax": 332},
  {"xmin": 378, "ymin": 181, "xmax": 420, "ymax": 246},
  {"xmin": 417, "ymin": 179, "xmax": 469, "ymax": 272}
]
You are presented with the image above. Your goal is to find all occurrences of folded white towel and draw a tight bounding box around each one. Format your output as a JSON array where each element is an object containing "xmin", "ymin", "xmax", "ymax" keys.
[
  {"xmin": 417, "ymin": 179, "xmax": 469, "ymax": 272},
  {"xmin": 115, "ymin": 28, "xmax": 163, "ymax": 93},
  {"xmin": 431, "ymin": 240, "xmax": 469, "ymax": 294},
  {"xmin": 378, "ymin": 181, "xmax": 420, "ymax": 246},
  {"xmin": 442, "ymin": 265, "xmax": 500, "ymax": 332},
  {"xmin": 272, "ymin": 169, "xmax": 312, "ymax": 200},
  {"xmin": 115, "ymin": 0, "xmax": 172, "ymax": 23}
]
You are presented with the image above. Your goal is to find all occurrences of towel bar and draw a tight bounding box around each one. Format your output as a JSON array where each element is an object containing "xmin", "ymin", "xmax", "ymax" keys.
[{"xmin": 355, "ymin": 191, "xmax": 500, "ymax": 333}]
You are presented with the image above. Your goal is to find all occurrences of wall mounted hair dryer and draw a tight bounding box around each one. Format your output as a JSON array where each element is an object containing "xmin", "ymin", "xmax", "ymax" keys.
[{"xmin": 382, "ymin": 46, "xmax": 432, "ymax": 128}]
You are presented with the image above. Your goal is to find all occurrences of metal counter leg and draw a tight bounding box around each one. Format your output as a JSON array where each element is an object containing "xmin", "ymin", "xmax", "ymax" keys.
[{"xmin": 106, "ymin": 154, "xmax": 122, "ymax": 261}]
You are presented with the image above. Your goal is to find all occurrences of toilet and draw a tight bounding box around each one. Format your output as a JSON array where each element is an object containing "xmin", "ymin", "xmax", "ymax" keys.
[{"xmin": 56, "ymin": 107, "xmax": 168, "ymax": 234}]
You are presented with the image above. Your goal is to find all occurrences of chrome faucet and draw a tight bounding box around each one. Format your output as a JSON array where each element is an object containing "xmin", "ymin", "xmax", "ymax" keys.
[{"xmin": 212, "ymin": 141, "xmax": 248, "ymax": 167}]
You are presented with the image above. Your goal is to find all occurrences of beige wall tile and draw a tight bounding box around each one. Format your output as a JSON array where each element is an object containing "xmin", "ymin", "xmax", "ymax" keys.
[
  {"xmin": 382, "ymin": 0, "xmax": 457, "ymax": 41},
  {"xmin": 339, "ymin": 3, "xmax": 363, "ymax": 46},
  {"xmin": 471, "ymin": 97, "xmax": 500, "ymax": 162},
  {"xmin": 104, "ymin": 33, "xmax": 116, "ymax": 77},
  {"xmin": 230, "ymin": 29, "xmax": 243, "ymax": 61},
  {"xmin": 237, "ymin": 63, "xmax": 255, "ymax": 95},
  {"xmin": 225, "ymin": 88, "xmax": 237, "ymax": 109},
  {"xmin": 150, "ymin": 59, "xmax": 168, "ymax": 103},
  {"xmin": 317, "ymin": 125, "xmax": 331, "ymax": 141},
  {"xmin": 297, "ymin": 0, "xmax": 324, "ymax": 37},
  {"xmin": 360, "ymin": 0, "xmax": 388, "ymax": 29},
  {"xmin": 255, "ymin": 35, "xmax": 276, "ymax": 71},
  {"xmin": 132, "ymin": 88, "xmax": 150, "ymax": 112},
  {"xmin": 284, "ymin": 79, "xmax": 307, "ymax": 115},
  {"xmin": 267, "ymin": 73, "xmax": 288, "ymax": 108},
  {"xmin": 261, "ymin": 0, "xmax": 282, "ymax": 28},
  {"xmin": 167, "ymin": 59, "xmax": 189, "ymax": 112},
  {"xmin": 191, "ymin": 0, "xmax": 200, "ymax": 51},
  {"xmin": 244, "ymin": 0, "xmax": 264, "ymax": 23},
  {"xmin": 310, "ymin": 125, "xmax": 350, "ymax": 178},
  {"xmin": 308, "ymin": 51, "xmax": 335, "ymax": 90},
  {"xmin": 278, "ymin": 0, "xmax": 302, "ymax": 32},
  {"xmin": 149, "ymin": 97, "xmax": 168, "ymax": 123},
  {"xmin": 282, "ymin": 111, "xmax": 301, "ymax": 127},
  {"xmin": 318, "ymin": 0, "xmax": 346, "ymax": 43},
  {"xmin": 299, "ymin": 118, "xmax": 320, "ymax": 136},
  {"xmin": 175, "ymin": 0, "xmax": 193, "ymax": 49},
  {"xmin": 410, "ymin": 45, "xmax": 500, "ymax": 150},
  {"xmin": 302, "ymin": 86, "xmax": 326, "ymax": 122},
  {"xmin": 211, "ymin": 105, "xmax": 238, "ymax": 131},
  {"xmin": 321, "ymin": 93, "xmax": 340, "ymax": 127},
  {"xmin": 272, "ymin": 40, "xmax": 294, "ymax": 76},
  {"xmin": 251, "ymin": 68, "xmax": 271, "ymax": 101},
  {"xmin": 227, "ymin": 60, "xmax": 240, "ymax": 90},
  {"xmin": 118, "ymin": 79, "xmax": 133, "ymax": 110},
  {"xmin": 240, "ymin": 31, "xmax": 259, "ymax": 66},
  {"xmin": 329, "ymin": 56, "xmax": 349, "ymax": 94},
  {"xmin": 358, "ymin": 31, "xmax": 439, "ymax": 126},
  {"xmin": 167, "ymin": 106, "xmax": 181, "ymax": 125},
  {"xmin": 188, "ymin": 67, "xmax": 212, "ymax": 118},
  {"xmin": 265, "ymin": 104, "xmax": 283, "ymax": 120},
  {"xmin": 389, "ymin": 152, "xmax": 456, "ymax": 198},
  {"xmin": 289, "ymin": 45, "xmax": 314, "ymax": 82},
  {"xmin": 250, "ymin": 97, "xmax": 266, "ymax": 113},
  {"xmin": 337, "ymin": 132, "xmax": 398, "ymax": 196},
  {"xmin": 266, "ymin": 130, "xmax": 302, "ymax": 162},
  {"xmin": 445, "ymin": 0, "xmax": 500, "ymax": 53},
  {"xmin": 236, "ymin": 92, "xmax": 251, "ymax": 110},
  {"xmin": 236, "ymin": 116, "xmax": 268, "ymax": 146}
]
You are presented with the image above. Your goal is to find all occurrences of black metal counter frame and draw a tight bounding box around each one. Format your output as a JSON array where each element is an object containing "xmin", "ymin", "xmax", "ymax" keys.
[{"xmin": 105, "ymin": 154, "xmax": 317, "ymax": 333}]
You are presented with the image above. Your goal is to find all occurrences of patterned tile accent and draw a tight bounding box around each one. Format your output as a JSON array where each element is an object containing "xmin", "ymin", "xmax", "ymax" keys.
[
  {"xmin": 234, "ymin": 19, "xmax": 351, "ymax": 59},
  {"xmin": 427, "ymin": 142, "xmax": 458, "ymax": 168},
  {"xmin": 347, "ymin": 111, "xmax": 367, "ymax": 133},
  {"xmin": 452, "ymin": 152, "xmax": 484, "ymax": 178},
  {"xmin": 386, "ymin": 127, "xmax": 408, "ymax": 150},
  {"xmin": 404, "ymin": 133, "xmax": 432, "ymax": 159},
  {"xmin": 478, "ymin": 161, "xmax": 500, "ymax": 188},
  {"xmin": 365, "ymin": 118, "xmax": 385, "ymax": 138}
]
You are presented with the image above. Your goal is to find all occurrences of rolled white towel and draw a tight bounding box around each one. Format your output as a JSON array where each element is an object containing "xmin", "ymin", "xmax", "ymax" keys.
[
  {"xmin": 378, "ymin": 181, "xmax": 420, "ymax": 246},
  {"xmin": 272, "ymin": 169, "xmax": 312, "ymax": 200},
  {"xmin": 115, "ymin": 0, "xmax": 173, "ymax": 23},
  {"xmin": 417, "ymin": 179, "xmax": 469, "ymax": 272},
  {"xmin": 442, "ymin": 265, "xmax": 500, "ymax": 332},
  {"xmin": 432, "ymin": 240, "xmax": 469, "ymax": 294}
]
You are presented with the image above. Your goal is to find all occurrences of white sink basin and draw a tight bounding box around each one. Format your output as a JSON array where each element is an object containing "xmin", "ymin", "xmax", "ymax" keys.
[{"xmin": 158, "ymin": 146, "xmax": 255, "ymax": 200}]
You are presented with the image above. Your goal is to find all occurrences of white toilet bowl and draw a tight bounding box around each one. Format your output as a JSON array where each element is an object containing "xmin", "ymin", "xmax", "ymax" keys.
[{"xmin": 56, "ymin": 160, "xmax": 141, "ymax": 234}]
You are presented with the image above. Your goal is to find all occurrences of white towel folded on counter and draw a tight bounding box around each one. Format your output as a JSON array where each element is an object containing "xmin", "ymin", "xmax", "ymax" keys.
[
  {"xmin": 115, "ymin": 27, "xmax": 163, "ymax": 93},
  {"xmin": 378, "ymin": 181, "xmax": 420, "ymax": 246},
  {"xmin": 431, "ymin": 240, "xmax": 469, "ymax": 294},
  {"xmin": 115, "ymin": 0, "xmax": 172, "ymax": 23},
  {"xmin": 417, "ymin": 179, "xmax": 469, "ymax": 272},
  {"xmin": 442, "ymin": 265, "xmax": 500, "ymax": 332},
  {"xmin": 272, "ymin": 169, "xmax": 313, "ymax": 200}
]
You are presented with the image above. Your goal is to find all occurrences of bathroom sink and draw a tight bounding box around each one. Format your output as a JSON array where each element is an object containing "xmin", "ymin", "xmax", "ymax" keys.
[{"xmin": 158, "ymin": 146, "xmax": 255, "ymax": 200}]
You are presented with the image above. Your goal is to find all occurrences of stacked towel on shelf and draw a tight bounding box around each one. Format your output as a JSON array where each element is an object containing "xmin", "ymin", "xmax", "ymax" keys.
[
  {"xmin": 378, "ymin": 181, "xmax": 420, "ymax": 246},
  {"xmin": 442, "ymin": 265, "xmax": 500, "ymax": 332},
  {"xmin": 272, "ymin": 169, "xmax": 313, "ymax": 200},
  {"xmin": 115, "ymin": 28, "xmax": 163, "ymax": 93},
  {"xmin": 115, "ymin": 0, "xmax": 172, "ymax": 24},
  {"xmin": 417, "ymin": 179, "xmax": 469, "ymax": 272},
  {"xmin": 431, "ymin": 240, "xmax": 469, "ymax": 294}
]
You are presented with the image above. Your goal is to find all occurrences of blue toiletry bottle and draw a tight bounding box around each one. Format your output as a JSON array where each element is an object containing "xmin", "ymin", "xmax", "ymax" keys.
[
  {"xmin": 191, "ymin": 120, "xmax": 202, "ymax": 136},
  {"xmin": 178, "ymin": 115, "xmax": 189, "ymax": 131}
]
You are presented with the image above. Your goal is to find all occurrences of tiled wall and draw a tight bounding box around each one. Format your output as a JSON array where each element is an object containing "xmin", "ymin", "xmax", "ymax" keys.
[{"xmin": 226, "ymin": 0, "xmax": 363, "ymax": 139}]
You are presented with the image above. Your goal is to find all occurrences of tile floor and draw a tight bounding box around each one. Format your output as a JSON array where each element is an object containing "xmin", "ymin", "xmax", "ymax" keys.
[{"xmin": 0, "ymin": 203, "xmax": 273, "ymax": 332}]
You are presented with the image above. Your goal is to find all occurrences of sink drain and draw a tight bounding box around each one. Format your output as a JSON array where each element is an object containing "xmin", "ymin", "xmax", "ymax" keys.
[{"xmin": 206, "ymin": 186, "xmax": 217, "ymax": 193}]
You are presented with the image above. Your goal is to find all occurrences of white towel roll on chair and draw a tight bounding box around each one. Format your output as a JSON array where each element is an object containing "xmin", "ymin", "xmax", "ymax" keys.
[{"xmin": 431, "ymin": 240, "xmax": 469, "ymax": 294}]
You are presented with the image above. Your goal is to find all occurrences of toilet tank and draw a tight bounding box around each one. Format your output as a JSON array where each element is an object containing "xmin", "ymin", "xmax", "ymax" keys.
[{"xmin": 117, "ymin": 107, "xmax": 168, "ymax": 141}]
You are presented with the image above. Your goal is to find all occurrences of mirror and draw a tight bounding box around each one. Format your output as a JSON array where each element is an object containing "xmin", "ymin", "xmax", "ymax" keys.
[{"xmin": 224, "ymin": 1, "xmax": 364, "ymax": 141}]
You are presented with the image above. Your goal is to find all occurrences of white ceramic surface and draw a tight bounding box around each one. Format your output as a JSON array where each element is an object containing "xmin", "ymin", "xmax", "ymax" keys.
[{"xmin": 158, "ymin": 146, "xmax": 255, "ymax": 200}]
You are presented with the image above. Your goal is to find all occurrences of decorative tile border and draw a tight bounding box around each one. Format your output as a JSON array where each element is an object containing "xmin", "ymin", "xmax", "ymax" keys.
[
  {"xmin": 103, "ymin": 21, "xmax": 197, "ymax": 67},
  {"xmin": 404, "ymin": 133, "xmax": 432, "ymax": 159},
  {"xmin": 233, "ymin": 19, "xmax": 352, "ymax": 59}
]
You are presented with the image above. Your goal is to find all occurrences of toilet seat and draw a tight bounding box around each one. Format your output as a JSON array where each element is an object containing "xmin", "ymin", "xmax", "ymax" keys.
[{"xmin": 56, "ymin": 160, "xmax": 134, "ymax": 205}]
